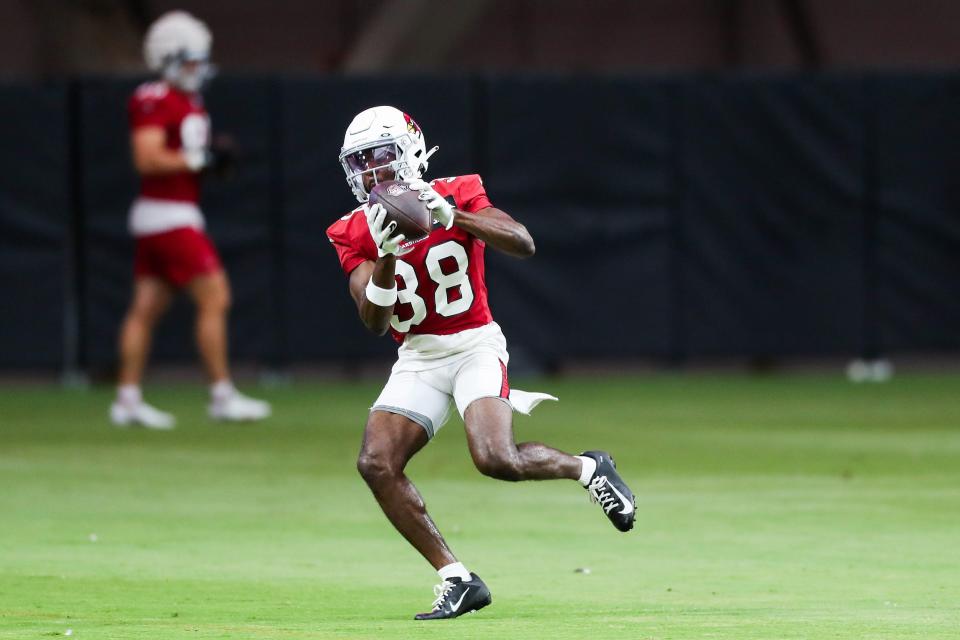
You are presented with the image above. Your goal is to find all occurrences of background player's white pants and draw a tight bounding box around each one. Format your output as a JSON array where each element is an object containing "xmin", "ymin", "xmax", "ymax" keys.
[{"xmin": 371, "ymin": 322, "xmax": 556, "ymax": 438}]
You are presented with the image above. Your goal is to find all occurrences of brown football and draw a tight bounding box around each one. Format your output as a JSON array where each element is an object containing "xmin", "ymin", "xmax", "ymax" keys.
[{"xmin": 369, "ymin": 180, "xmax": 432, "ymax": 241}]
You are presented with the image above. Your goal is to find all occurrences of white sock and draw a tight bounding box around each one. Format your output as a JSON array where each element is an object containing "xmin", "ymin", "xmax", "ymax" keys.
[
  {"xmin": 210, "ymin": 380, "xmax": 236, "ymax": 403},
  {"xmin": 117, "ymin": 384, "xmax": 142, "ymax": 408},
  {"xmin": 437, "ymin": 562, "xmax": 471, "ymax": 583},
  {"xmin": 575, "ymin": 455, "xmax": 597, "ymax": 486}
]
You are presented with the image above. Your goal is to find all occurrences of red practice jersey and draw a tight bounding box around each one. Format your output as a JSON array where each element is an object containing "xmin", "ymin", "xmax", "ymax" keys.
[
  {"xmin": 327, "ymin": 174, "xmax": 495, "ymax": 343},
  {"xmin": 128, "ymin": 81, "xmax": 209, "ymax": 203}
]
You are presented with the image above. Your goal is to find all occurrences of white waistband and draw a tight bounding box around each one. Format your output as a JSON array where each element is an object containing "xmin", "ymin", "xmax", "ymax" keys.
[
  {"xmin": 129, "ymin": 197, "xmax": 205, "ymax": 237},
  {"xmin": 396, "ymin": 322, "xmax": 509, "ymax": 371}
]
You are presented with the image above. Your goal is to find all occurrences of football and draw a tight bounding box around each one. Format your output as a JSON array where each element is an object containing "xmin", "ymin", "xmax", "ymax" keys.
[{"xmin": 369, "ymin": 180, "xmax": 432, "ymax": 241}]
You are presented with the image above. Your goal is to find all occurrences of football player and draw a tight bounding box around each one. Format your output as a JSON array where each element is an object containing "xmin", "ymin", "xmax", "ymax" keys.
[
  {"xmin": 110, "ymin": 11, "xmax": 270, "ymax": 429},
  {"xmin": 327, "ymin": 106, "xmax": 636, "ymax": 619}
]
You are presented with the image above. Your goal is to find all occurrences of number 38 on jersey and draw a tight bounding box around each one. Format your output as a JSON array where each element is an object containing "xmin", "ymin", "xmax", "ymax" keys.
[
  {"xmin": 392, "ymin": 240, "xmax": 475, "ymax": 332},
  {"xmin": 326, "ymin": 174, "xmax": 495, "ymax": 343}
]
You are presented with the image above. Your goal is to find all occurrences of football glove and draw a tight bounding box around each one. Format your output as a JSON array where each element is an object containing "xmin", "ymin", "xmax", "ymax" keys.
[
  {"xmin": 409, "ymin": 179, "xmax": 455, "ymax": 230},
  {"xmin": 205, "ymin": 134, "xmax": 238, "ymax": 177},
  {"xmin": 366, "ymin": 203, "xmax": 411, "ymax": 257},
  {"xmin": 183, "ymin": 134, "xmax": 238, "ymax": 178}
]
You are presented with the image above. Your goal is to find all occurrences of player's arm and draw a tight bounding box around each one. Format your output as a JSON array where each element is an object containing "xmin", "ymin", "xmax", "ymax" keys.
[
  {"xmin": 130, "ymin": 126, "xmax": 200, "ymax": 176},
  {"xmin": 451, "ymin": 206, "xmax": 535, "ymax": 258},
  {"xmin": 348, "ymin": 258, "xmax": 397, "ymax": 336},
  {"xmin": 344, "ymin": 204, "xmax": 411, "ymax": 336},
  {"xmin": 409, "ymin": 180, "xmax": 535, "ymax": 258}
]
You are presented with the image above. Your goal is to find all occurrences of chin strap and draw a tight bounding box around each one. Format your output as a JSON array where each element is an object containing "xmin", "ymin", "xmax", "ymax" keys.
[{"xmin": 424, "ymin": 145, "xmax": 439, "ymax": 162}]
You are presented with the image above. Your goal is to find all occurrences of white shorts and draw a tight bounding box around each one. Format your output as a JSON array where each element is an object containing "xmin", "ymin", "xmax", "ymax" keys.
[{"xmin": 372, "ymin": 322, "xmax": 511, "ymax": 438}]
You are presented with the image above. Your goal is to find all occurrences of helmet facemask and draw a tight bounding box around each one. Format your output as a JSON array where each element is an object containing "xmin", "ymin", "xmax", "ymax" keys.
[
  {"xmin": 161, "ymin": 52, "xmax": 216, "ymax": 93},
  {"xmin": 339, "ymin": 137, "xmax": 417, "ymax": 203}
]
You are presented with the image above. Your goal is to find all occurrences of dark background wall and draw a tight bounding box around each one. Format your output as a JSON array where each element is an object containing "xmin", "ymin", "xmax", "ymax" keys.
[
  {"xmin": 5, "ymin": 1, "xmax": 960, "ymax": 78},
  {"xmin": 2, "ymin": 73, "xmax": 959, "ymax": 372},
  {"xmin": 0, "ymin": 84, "xmax": 70, "ymax": 368},
  {"xmin": 1, "ymin": 1, "xmax": 958, "ymax": 373}
]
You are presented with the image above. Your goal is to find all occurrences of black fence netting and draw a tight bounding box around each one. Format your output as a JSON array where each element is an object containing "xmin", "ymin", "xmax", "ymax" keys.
[
  {"xmin": 482, "ymin": 77, "xmax": 675, "ymax": 365},
  {"xmin": 874, "ymin": 75, "xmax": 960, "ymax": 353},
  {"xmin": 0, "ymin": 73, "xmax": 957, "ymax": 371},
  {"xmin": 0, "ymin": 84, "xmax": 70, "ymax": 368},
  {"xmin": 679, "ymin": 76, "xmax": 867, "ymax": 357}
]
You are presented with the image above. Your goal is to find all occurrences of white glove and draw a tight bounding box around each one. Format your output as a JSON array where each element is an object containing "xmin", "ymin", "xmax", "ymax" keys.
[
  {"xmin": 409, "ymin": 179, "xmax": 455, "ymax": 230},
  {"xmin": 183, "ymin": 148, "xmax": 209, "ymax": 172},
  {"xmin": 366, "ymin": 203, "xmax": 410, "ymax": 257}
]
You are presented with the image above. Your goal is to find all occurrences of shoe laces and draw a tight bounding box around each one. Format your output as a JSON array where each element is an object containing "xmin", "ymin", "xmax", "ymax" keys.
[
  {"xmin": 588, "ymin": 475, "xmax": 618, "ymax": 514},
  {"xmin": 429, "ymin": 580, "xmax": 456, "ymax": 610}
]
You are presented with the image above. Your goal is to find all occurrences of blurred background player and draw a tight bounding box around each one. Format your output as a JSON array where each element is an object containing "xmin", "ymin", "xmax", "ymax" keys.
[
  {"xmin": 326, "ymin": 106, "xmax": 637, "ymax": 619},
  {"xmin": 110, "ymin": 11, "xmax": 270, "ymax": 429}
]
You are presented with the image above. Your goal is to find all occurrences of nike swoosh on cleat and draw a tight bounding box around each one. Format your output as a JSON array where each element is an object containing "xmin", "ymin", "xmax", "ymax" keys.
[
  {"xmin": 449, "ymin": 588, "xmax": 470, "ymax": 613},
  {"xmin": 608, "ymin": 483, "xmax": 634, "ymax": 515}
]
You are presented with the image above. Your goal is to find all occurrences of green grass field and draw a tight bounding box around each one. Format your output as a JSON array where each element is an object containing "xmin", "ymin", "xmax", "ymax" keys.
[{"xmin": 1, "ymin": 373, "xmax": 958, "ymax": 639}]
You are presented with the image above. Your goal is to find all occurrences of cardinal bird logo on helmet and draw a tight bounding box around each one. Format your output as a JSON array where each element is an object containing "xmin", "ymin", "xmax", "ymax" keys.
[{"xmin": 403, "ymin": 113, "xmax": 421, "ymax": 135}]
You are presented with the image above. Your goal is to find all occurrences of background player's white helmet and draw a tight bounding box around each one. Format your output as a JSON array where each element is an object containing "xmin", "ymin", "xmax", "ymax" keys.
[
  {"xmin": 339, "ymin": 106, "xmax": 438, "ymax": 203},
  {"xmin": 143, "ymin": 11, "xmax": 214, "ymax": 93}
]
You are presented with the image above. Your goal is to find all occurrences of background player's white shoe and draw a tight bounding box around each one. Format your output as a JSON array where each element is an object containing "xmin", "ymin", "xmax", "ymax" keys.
[
  {"xmin": 208, "ymin": 391, "xmax": 271, "ymax": 422},
  {"xmin": 110, "ymin": 401, "xmax": 176, "ymax": 430}
]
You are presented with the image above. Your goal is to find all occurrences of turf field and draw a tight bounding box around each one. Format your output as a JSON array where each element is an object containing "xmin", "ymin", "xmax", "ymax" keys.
[{"xmin": 1, "ymin": 373, "xmax": 958, "ymax": 639}]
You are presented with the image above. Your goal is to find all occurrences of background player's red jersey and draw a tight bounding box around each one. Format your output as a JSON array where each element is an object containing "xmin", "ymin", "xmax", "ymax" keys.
[
  {"xmin": 128, "ymin": 81, "xmax": 209, "ymax": 203},
  {"xmin": 327, "ymin": 174, "xmax": 495, "ymax": 343}
]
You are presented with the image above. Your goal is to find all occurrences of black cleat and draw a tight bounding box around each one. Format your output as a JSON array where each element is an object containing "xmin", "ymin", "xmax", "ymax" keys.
[
  {"xmin": 414, "ymin": 573, "xmax": 492, "ymax": 620},
  {"xmin": 581, "ymin": 450, "xmax": 636, "ymax": 532}
]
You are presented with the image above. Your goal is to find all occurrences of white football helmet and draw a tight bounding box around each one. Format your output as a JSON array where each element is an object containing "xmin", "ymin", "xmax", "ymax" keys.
[
  {"xmin": 339, "ymin": 106, "xmax": 438, "ymax": 203},
  {"xmin": 143, "ymin": 11, "xmax": 215, "ymax": 93}
]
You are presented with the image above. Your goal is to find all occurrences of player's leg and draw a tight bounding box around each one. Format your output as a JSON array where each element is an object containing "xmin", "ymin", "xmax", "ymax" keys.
[
  {"xmin": 362, "ymin": 372, "xmax": 492, "ymax": 619},
  {"xmin": 185, "ymin": 269, "xmax": 230, "ymax": 382},
  {"xmin": 185, "ymin": 267, "xmax": 270, "ymax": 421},
  {"xmin": 456, "ymin": 354, "xmax": 580, "ymax": 481},
  {"xmin": 119, "ymin": 277, "xmax": 174, "ymax": 385},
  {"xmin": 457, "ymin": 355, "xmax": 636, "ymax": 532},
  {"xmin": 112, "ymin": 276, "xmax": 176, "ymax": 429},
  {"xmin": 462, "ymin": 397, "xmax": 580, "ymax": 481},
  {"xmin": 357, "ymin": 410, "xmax": 456, "ymax": 569}
]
